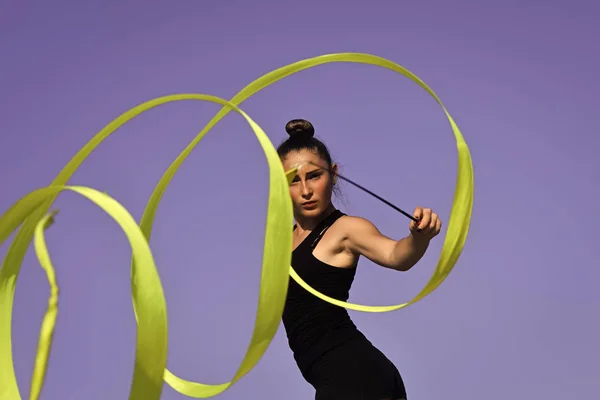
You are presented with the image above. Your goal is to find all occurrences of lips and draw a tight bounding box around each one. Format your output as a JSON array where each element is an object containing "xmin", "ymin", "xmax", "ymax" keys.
[{"xmin": 302, "ymin": 201, "xmax": 317, "ymax": 208}]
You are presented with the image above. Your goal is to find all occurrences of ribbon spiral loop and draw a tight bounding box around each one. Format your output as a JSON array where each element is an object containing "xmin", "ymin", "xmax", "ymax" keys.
[{"xmin": 0, "ymin": 53, "xmax": 473, "ymax": 400}]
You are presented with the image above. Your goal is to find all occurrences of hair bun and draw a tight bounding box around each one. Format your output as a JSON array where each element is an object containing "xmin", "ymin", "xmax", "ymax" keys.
[{"xmin": 285, "ymin": 119, "xmax": 314, "ymax": 140}]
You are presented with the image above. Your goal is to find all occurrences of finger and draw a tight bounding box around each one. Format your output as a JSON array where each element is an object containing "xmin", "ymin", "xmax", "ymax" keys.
[
  {"xmin": 435, "ymin": 217, "xmax": 442, "ymax": 234},
  {"xmin": 429, "ymin": 212, "xmax": 438, "ymax": 230},
  {"xmin": 413, "ymin": 206, "xmax": 424, "ymax": 222},
  {"xmin": 409, "ymin": 219, "xmax": 417, "ymax": 231},
  {"xmin": 410, "ymin": 207, "xmax": 423, "ymax": 231},
  {"xmin": 426, "ymin": 213, "xmax": 438, "ymax": 234},
  {"xmin": 409, "ymin": 216, "xmax": 420, "ymax": 231},
  {"xmin": 418, "ymin": 208, "xmax": 431, "ymax": 230}
]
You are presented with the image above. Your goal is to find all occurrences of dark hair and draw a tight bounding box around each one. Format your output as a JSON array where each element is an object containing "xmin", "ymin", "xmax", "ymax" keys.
[
  {"xmin": 277, "ymin": 119, "xmax": 342, "ymax": 197},
  {"xmin": 277, "ymin": 119, "xmax": 333, "ymax": 166}
]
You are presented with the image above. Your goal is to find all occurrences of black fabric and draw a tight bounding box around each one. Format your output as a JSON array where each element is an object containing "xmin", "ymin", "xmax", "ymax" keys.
[
  {"xmin": 282, "ymin": 210, "xmax": 407, "ymax": 399},
  {"xmin": 308, "ymin": 338, "xmax": 407, "ymax": 400}
]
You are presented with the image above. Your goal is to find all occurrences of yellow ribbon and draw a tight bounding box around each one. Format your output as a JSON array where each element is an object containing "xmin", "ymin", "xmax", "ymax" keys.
[{"xmin": 0, "ymin": 52, "xmax": 473, "ymax": 400}]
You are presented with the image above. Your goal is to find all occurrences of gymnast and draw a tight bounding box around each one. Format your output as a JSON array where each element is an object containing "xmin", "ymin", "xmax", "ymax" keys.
[{"xmin": 278, "ymin": 119, "xmax": 442, "ymax": 400}]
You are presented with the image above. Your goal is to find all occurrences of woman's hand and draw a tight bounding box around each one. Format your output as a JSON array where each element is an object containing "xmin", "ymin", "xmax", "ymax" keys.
[{"xmin": 409, "ymin": 206, "xmax": 442, "ymax": 242}]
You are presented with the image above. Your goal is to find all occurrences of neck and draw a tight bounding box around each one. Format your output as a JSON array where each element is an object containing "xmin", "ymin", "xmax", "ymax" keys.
[{"xmin": 294, "ymin": 203, "xmax": 336, "ymax": 232}]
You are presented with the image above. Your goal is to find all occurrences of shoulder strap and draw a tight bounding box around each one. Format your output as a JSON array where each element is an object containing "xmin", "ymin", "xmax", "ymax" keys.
[{"xmin": 309, "ymin": 210, "xmax": 344, "ymax": 248}]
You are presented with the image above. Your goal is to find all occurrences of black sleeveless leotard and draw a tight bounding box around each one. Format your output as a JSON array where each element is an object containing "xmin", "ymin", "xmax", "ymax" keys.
[{"xmin": 282, "ymin": 210, "xmax": 408, "ymax": 400}]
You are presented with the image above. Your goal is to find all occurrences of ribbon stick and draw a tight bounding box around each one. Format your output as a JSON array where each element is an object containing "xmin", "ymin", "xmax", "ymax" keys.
[{"xmin": 0, "ymin": 53, "xmax": 473, "ymax": 399}]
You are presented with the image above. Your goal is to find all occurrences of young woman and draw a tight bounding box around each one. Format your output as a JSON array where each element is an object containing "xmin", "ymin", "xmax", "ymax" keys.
[{"xmin": 278, "ymin": 119, "xmax": 442, "ymax": 400}]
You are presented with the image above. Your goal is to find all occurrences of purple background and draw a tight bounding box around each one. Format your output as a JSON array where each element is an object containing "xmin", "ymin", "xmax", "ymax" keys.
[{"xmin": 1, "ymin": 1, "xmax": 598, "ymax": 399}]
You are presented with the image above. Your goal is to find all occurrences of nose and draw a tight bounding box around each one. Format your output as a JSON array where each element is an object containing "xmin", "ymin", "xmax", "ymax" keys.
[{"xmin": 300, "ymin": 179, "xmax": 312, "ymax": 198}]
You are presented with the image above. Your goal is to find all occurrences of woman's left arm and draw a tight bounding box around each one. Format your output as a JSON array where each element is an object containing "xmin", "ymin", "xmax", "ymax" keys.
[{"xmin": 344, "ymin": 207, "xmax": 442, "ymax": 272}]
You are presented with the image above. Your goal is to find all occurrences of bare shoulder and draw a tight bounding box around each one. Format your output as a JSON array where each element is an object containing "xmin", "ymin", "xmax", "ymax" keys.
[
  {"xmin": 335, "ymin": 214, "xmax": 397, "ymax": 257},
  {"xmin": 335, "ymin": 215, "xmax": 381, "ymax": 236},
  {"xmin": 318, "ymin": 215, "xmax": 380, "ymax": 258},
  {"xmin": 331, "ymin": 215, "xmax": 384, "ymax": 248}
]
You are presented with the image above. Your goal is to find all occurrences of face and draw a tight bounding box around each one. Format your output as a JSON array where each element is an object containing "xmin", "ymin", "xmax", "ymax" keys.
[{"xmin": 281, "ymin": 149, "xmax": 337, "ymax": 220}]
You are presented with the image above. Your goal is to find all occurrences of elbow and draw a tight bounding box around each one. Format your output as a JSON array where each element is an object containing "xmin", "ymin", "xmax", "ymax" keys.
[
  {"xmin": 392, "ymin": 261, "xmax": 417, "ymax": 272},
  {"xmin": 389, "ymin": 236, "xmax": 428, "ymax": 272},
  {"xmin": 385, "ymin": 251, "xmax": 417, "ymax": 272}
]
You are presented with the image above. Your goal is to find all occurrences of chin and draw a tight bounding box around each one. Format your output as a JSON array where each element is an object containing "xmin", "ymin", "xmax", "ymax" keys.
[{"xmin": 297, "ymin": 207, "xmax": 324, "ymax": 218}]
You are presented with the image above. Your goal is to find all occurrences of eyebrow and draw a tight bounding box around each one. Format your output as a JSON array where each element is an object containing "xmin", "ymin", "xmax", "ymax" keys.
[
  {"xmin": 290, "ymin": 167, "xmax": 323, "ymax": 182},
  {"xmin": 305, "ymin": 168, "xmax": 322, "ymax": 174}
]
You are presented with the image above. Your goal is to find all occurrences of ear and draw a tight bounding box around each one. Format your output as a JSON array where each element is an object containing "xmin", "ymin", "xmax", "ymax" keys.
[{"xmin": 330, "ymin": 163, "xmax": 338, "ymax": 184}]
